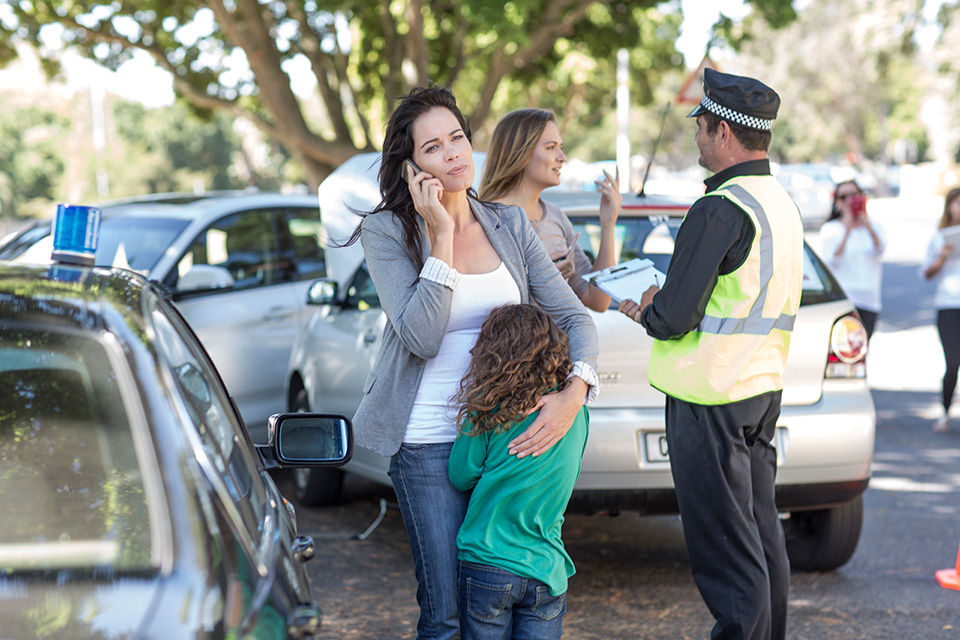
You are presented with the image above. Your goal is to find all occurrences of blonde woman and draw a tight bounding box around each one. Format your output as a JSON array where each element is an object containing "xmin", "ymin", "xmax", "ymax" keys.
[{"xmin": 479, "ymin": 109, "xmax": 622, "ymax": 312}]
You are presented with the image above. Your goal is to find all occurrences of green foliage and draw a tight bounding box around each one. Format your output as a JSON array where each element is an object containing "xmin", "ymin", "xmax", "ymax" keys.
[
  {"xmin": 730, "ymin": 0, "xmax": 929, "ymax": 165},
  {"xmin": 0, "ymin": 0, "xmax": 688, "ymax": 187},
  {"xmin": 0, "ymin": 105, "xmax": 68, "ymax": 219},
  {"xmin": 110, "ymin": 100, "xmax": 241, "ymax": 195}
]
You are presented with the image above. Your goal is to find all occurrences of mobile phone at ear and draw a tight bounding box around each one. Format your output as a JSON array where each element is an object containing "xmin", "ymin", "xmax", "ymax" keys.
[
  {"xmin": 401, "ymin": 159, "xmax": 422, "ymax": 183},
  {"xmin": 849, "ymin": 194, "xmax": 866, "ymax": 218}
]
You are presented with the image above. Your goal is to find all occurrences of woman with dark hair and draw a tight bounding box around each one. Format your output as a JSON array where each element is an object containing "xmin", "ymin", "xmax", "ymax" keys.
[
  {"xmin": 922, "ymin": 187, "xmax": 960, "ymax": 432},
  {"xmin": 348, "ymin": 86, "xmax": 599, "ymax": 639},
  {"xmin": 479, "ymin": 108, "xmax": 622, "ymax": 312},
  {"xmin": 819, "ymin": 179, "xmax": 885, "ymax": 338}
]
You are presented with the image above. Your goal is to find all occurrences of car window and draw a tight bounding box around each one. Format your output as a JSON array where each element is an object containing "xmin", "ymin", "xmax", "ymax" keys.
[
  {"xmin": 345, "ymin": 263, "xmax": 381, "ymax": 310},
  {"xmin": 0, "ymin": 329, "xmax": 158, "ymax": 573},
  {"xmin": 149, "ymin": 301, "xmax": 270, "ymax": 541},
  {"xmin": 280, "ymin": 207, "xmax": 326, "ymax": 281},
  {"xmin": 568, "ymin": 214, "xmax": 846, "ymax": 305},
  {"xmin": 5, "ymin": 217, "xmax": 189, "ymax": 273},
  {"xmin": 569, "ymin": 216, "xmax": 681, "ymax": 276},
  {"xmin": 173, "ymin": 209, "xmax": 284, "ymax": 294}
]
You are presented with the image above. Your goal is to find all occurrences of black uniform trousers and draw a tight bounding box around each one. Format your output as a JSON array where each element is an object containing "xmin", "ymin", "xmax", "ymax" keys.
[{"xmin": 665, "ymin": 390, "xmax": 788, "ymax": 640}]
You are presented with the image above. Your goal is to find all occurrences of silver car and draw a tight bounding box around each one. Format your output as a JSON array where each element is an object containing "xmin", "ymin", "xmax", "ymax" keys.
[
  {"xmin": 289, "ymin": 154, "xmax": 876, "ymax": 572},
  {"xmin": 0, "ymin": 191, "xmax": 325, "ymax": 442}
]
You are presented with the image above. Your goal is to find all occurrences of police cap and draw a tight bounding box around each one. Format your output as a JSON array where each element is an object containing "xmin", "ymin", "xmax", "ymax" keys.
[{"xmin": 687, "ymin": 68, "xmax": 780, "ymax": 131}]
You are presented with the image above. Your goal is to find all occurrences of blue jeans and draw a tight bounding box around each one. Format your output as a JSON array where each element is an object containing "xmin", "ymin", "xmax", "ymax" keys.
[
  {"xmin": 390, "ymin": 442, "xmax": 469, "ymax": 640},
  {"xmin": 457, "ymin": 560, "xmax": 566, "ymax": 640}
]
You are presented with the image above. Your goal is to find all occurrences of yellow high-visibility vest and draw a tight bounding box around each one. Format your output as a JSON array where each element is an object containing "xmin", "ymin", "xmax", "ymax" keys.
[{"xmin": 648, "ymin": 174, "xmax": 804, "ymax": 405}]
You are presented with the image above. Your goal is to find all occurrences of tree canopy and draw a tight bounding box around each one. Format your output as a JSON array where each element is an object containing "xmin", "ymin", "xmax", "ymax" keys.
[
  {"xmin": 728, "ymin": 0, "xmax": 931, "ymax": 165},
  {"xmin": 0, "ymin": 0, "xmax": 694, "ymax": 188}
]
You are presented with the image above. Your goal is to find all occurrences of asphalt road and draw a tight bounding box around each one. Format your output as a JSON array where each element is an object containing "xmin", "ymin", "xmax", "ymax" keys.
[{"xmin": 290, "ymin": 200, "xmax": 960, "ymax": 639}]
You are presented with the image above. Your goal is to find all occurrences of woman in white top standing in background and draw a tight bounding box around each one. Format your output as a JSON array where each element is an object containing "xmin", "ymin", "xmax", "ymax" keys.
[
  {"xmin": 819, "ymin": 179, "xmax": 885, "ymax": 339},
  {"xmin": 922, "ymin": 186, "xmax": 960, "ymax": 433}
]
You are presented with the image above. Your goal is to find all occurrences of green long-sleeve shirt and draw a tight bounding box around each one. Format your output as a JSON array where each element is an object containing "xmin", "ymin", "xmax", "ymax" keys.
[{"xmin": 448, "ymin": 406, "xmax": 589, "ymax": 596}]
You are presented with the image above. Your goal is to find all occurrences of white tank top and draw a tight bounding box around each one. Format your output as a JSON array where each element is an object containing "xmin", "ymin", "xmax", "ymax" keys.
[{"xmin": 404, "ymin": 262, "xmax": 521, "ymax": 443}]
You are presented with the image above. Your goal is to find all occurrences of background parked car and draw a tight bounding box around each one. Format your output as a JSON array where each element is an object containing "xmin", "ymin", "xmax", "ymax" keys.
[
  {"xmin": 0, "ymin": 261, "xmax": 352, "ymax": 638},
  {"xmin": 0, "ymin": 191, "xmax": 325, "ymax": 443},
  {"xmin": 287, "ymin": 153, "xmax": 876, "ymax": 572}
]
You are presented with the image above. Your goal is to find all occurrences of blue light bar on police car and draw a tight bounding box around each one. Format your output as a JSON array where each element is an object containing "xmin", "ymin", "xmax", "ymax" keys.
[{"xmin": 51, "ymin": 204, "xmax": 101, "ymax": 266}]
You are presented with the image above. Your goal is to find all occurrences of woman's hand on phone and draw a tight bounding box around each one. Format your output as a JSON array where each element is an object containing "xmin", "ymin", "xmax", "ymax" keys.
[{"xmin": 406, "ymin": 163, "xmax": 453, "ymax": 235}]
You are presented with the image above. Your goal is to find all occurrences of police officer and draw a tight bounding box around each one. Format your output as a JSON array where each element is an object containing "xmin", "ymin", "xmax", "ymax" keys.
[{"xmin": 620, "ymin": 68, "xmax": 803, "ymax": 640}]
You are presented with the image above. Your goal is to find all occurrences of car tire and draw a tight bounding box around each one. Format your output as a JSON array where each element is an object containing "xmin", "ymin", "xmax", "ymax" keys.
[
  {"xmin": 783, "ymin": 494, "xmax": 864, "ymax": 572},
  {"xmin": 289, "ymin": 387, "xmax": 344, "ymax": 507}
]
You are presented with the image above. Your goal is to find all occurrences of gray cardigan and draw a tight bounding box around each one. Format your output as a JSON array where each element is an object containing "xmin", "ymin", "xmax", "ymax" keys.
[{"xmin": 354, "ymin": 197, "xmax": 599, "ymax": 456}]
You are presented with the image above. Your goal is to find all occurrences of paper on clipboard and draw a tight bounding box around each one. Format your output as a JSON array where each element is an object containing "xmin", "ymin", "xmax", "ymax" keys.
[{"xmin": 588, "ymin": 258, "xmax": 666, "ymax": 304}]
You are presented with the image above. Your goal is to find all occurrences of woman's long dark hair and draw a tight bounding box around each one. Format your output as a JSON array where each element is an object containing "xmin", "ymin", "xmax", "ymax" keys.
[
  {"xmin": 343, "ymin": 85, "xmax": 474, "ymax": 270},
  {"xmin": 455, "ymin": 304, "xmax": 571, "ymax": 436},
  {"xmin": 826, "ymin": 179, "xmax": 863, "ymax": 222}
]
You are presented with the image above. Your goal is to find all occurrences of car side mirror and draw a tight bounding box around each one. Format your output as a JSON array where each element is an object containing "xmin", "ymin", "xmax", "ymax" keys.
[
  {"xmin": 306, "ymin": 278, "xmax": 338, "ymax": 305},
  {"xmin": 264, "ymin": 413, "xmax": 353, "ymax": 468},
  {"xmin": 177, "ymin": 264, "xmax": 235, "ymax": 294}
]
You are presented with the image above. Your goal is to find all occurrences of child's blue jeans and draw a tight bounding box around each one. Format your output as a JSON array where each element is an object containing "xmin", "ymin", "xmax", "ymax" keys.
[{"xmin": 457, "ymin": 559, "xmax": 566, "ymax": 640}]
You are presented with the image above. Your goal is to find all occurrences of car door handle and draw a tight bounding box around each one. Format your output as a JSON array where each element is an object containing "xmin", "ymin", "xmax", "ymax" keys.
[
  {"xmin": 292, "ymin": 535, "xmax": 315, "ymax": 562},
  {"xmin": 262, "ymin": 306, "xmax": 295, "ymax": 322},
  {"xmin": 363, "ymin": 332, "xmax": 377, "ymax": 344}
]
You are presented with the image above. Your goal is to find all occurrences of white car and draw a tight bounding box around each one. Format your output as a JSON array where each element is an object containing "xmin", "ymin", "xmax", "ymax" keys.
[
  {"xmin": 0, "ymin": 191, "xmax": 325, "ymax": 442},
  {"xmin": 289, "ymin": 154, "xmax": 876, "ymax": 572}
]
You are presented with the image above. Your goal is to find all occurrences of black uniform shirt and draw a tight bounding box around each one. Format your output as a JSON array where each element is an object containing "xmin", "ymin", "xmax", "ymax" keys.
[{"xmin": 640, "ymin": 159, "xmax": 772, "ymax": 340}]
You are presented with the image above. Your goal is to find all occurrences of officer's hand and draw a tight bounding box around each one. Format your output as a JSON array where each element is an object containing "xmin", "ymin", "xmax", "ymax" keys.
[
  {"xmin": 640, "ymin": 284, "xmax": 659, "ymax": 311},
  {"xmin": 619, "ymin": 298, "xmax": 643, "ymax": 324}
]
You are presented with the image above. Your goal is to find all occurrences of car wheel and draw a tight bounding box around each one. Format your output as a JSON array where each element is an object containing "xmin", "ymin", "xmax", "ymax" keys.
[
  {"xmin": 289, "ymin": 386, "xmax": 344, "ymax": 507},
  {"xmin": 783, "ymin": 494, "xmax": 864, "ymax": 572}
]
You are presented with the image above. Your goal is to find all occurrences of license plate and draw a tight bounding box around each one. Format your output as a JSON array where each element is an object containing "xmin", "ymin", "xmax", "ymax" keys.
[
  {"xmin": 642, "ymin": 432, "xmax": 670, "ymax": 463},
  {"xmin": 639, "ymin": 427, "xmax": 788, "ymax": 464}
]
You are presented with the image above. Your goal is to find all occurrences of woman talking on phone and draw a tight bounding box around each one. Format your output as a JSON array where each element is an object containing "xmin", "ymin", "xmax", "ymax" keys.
[
  {"xmin": 819, "ymin": 179, "xmax": 885, "ymax": 339},
  {"xmin": 479, "ymin": 108, "xmax": 622, "ymax": 311},
  {"xmin": 346, "ymin": 86, "xmax": 598, "ymax": 639}
]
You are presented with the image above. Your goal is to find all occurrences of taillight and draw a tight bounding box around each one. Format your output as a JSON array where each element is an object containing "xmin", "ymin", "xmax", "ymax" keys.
[{"xmin": 825, "ymin": 314, "xmax": 867, "ymax": 378}]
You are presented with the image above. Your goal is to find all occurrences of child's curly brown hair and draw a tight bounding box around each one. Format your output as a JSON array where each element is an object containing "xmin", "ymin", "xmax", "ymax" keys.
[{"xmin": 455, "ymin": 304, "xmax": 571, "ymax": 435}]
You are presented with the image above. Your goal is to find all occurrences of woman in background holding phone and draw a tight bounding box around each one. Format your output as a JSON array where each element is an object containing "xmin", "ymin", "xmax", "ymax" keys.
[
  {"xmin": 479, "ymin": 108, "xmax": 622, "ymax": 312},
  {"xmin": 819, "ymin": 179, "xmax": 885, "ymax": 339},
  {"xmin": 922, "ymin": 187, "xmax": 960, "ymax": 432}
]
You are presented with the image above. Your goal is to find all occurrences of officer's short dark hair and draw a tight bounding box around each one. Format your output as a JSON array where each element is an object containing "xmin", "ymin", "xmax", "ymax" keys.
[{"xmin": 702, "ymin": 112, "xmax": 772, "ymax": 152}]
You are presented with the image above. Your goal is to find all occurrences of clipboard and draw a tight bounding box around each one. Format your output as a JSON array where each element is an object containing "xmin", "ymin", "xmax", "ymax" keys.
[{"xmin": 587, "ymin": 258, "xmax": 665, "ymax": 304}]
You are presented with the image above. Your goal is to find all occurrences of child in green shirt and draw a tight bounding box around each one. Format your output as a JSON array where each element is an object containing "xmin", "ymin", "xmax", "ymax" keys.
[{"xmin": 449, "ymin": 303, "xmax": 589, "ymax": 640}]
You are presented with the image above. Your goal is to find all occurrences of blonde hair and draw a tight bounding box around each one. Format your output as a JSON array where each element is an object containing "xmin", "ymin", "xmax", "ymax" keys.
[
  {"xmin": 478, "ymin": 108, "xmax": 555, "ymax": 202},
  {"xmin": 940, "ymin": 187, "xmax": 960, "ymax": 230}
]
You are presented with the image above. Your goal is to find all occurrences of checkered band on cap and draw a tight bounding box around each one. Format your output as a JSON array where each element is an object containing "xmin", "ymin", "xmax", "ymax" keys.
[{"xmin": 700, "ymin": 95, "xmax": 773, "ymax": 131}]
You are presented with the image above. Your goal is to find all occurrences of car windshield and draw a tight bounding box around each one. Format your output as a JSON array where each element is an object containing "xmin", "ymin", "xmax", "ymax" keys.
[
  {"xmin": 567, "ymin": 215, "xmax": 846, "ymax": 306},
  {"xmin": 0, "ymin": 329, "xmax": 159, "ymax": 573},
  {"xmin": 6, "ymin": 216, "xmax": 189, "ymax": 274}
]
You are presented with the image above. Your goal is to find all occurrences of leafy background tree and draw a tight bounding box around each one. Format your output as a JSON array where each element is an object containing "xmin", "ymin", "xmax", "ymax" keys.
[
  {"xmin": 0, "ymin": 107, "xmax": 67, "ymax": 219},
  {"xmin": 725, "ymin": 0, "xmax": 931, "ymax": 166},
  {"xmin": 0, "ymin": 0, "xmax": 691, "ymax": 189}
]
